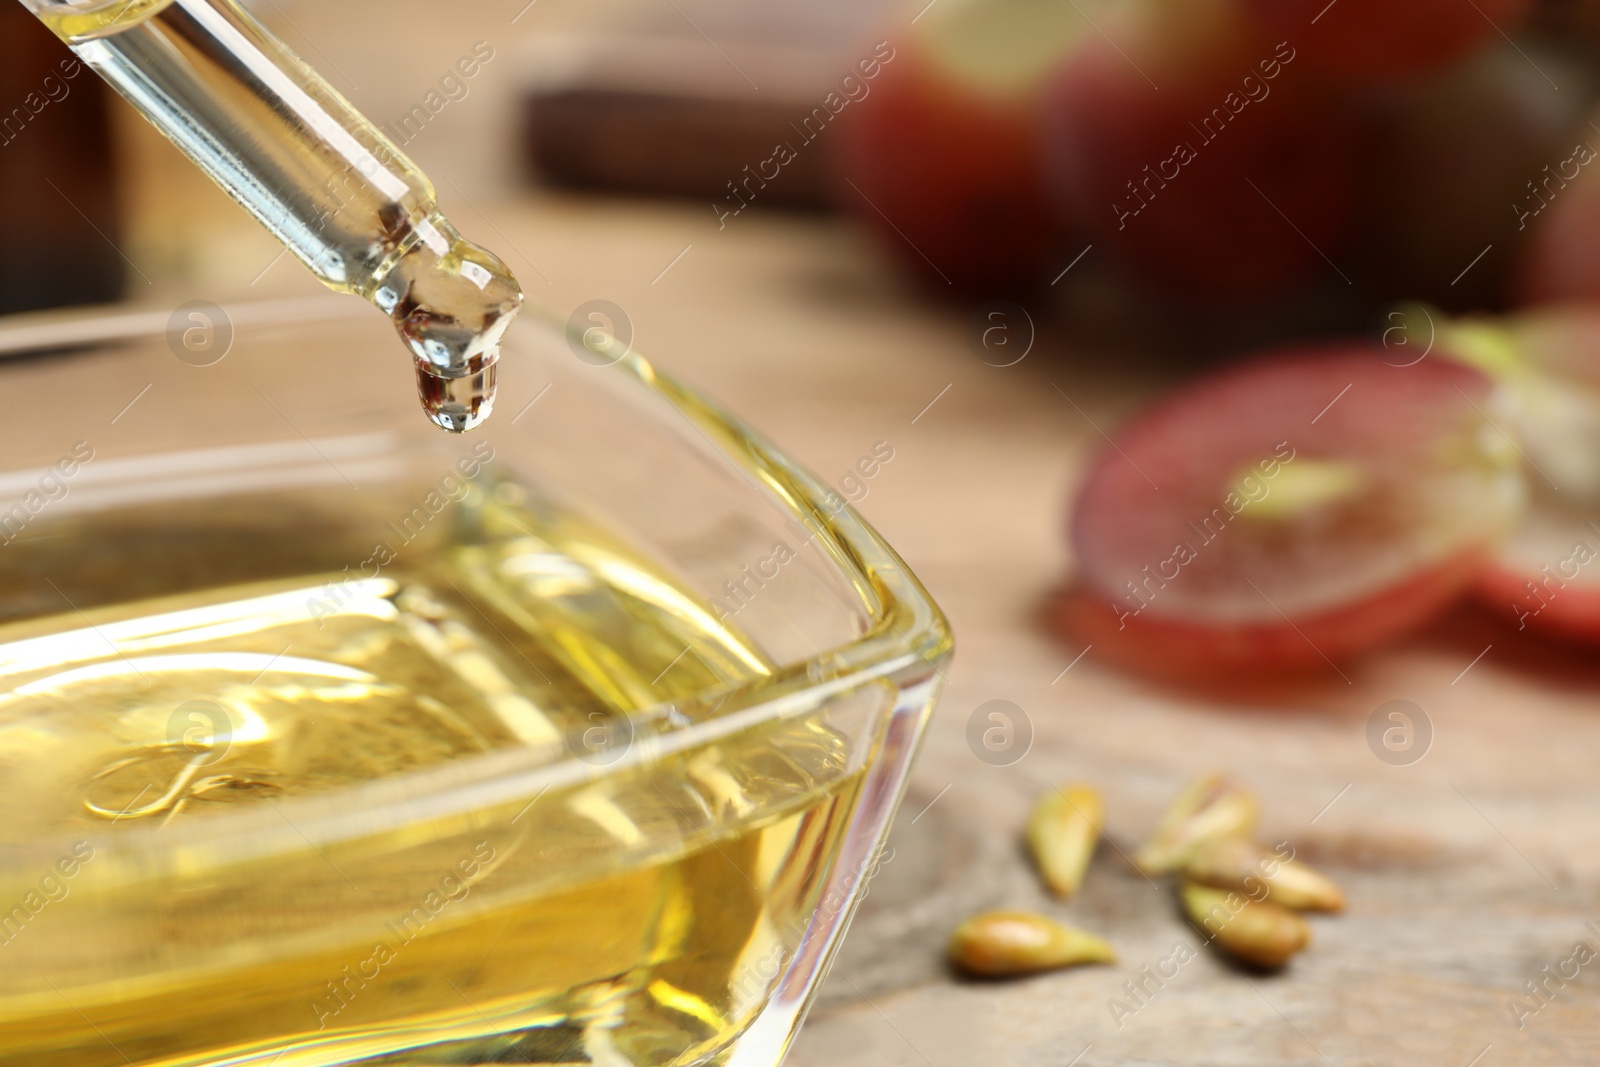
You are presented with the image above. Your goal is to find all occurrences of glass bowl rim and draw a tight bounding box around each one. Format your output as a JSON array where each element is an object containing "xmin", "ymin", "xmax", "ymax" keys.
[{"xmin": 0, "ymin": 298, "xmax": 954, "ymax": 870}]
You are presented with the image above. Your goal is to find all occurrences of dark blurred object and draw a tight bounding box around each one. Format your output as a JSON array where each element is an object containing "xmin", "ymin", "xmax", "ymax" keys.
[
  {"xmin": 1529, "ymin": 0, "xmax": 1600, "ymax": 52},
  {"xmin": 524, "ymin": 40, "xmax": 832, "ymax": 207},
  {"xmin": 0, "ymin": 6, "xmax": 123, "ymax": 315},
  {"xmin": 1355, "ymin": 41, "xmax": 1591, "ymax": 312},
  {"xmin": 1246, "ymin": 0, "xmax": 1535, "ymax": 85},
  {"xmin": 1043, "ymin": 0, "xmax": 1358, "ymax": 303},
  {"xmin": 1513, "ymin": 104, "xmax": 1600, "ymax": 305},
  {"xmin": 522, "ymin": 0, "xmax": 890, "ymax": 209},
  {"xmin": 832, "ymin": 0, "xmax": 1084, "ymax": 295},
  {"xmin": 836, "ymin": 0, "xmax": 1594, "ymax": 321}
]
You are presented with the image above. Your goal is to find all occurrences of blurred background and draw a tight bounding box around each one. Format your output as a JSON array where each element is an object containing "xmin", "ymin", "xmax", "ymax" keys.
[
  {"xmin": 16, "ymin": 0, "xmax": 1600, "ymax": 329},
  {"xmin": 8, "ymin": 0, "xmax": 1600, "ymax": 1062}
]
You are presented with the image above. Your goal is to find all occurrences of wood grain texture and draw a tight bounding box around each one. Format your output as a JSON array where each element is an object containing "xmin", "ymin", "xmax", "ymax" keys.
[
  {"xmin": 450, "ymin": 198, "xmax": 1600, "ymax": 1067},
  {"xmin": 515, "ymin": 0, "xmax": 892, "ymax": 202},
  {"xmin": 100, "ymin": 34, "xmax": 1600, "ymax": 1055},
  {"xmin": 140, "ymin": 189, "xmax": 1600, "ymax": 1062}
]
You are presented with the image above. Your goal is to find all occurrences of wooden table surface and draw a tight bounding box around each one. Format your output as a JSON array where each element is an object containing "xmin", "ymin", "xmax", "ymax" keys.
[
  {"xmin": 94, "ymin": 8, "xmax": 1600, "ymax": 1059},
  {"xmin": 113, "ymin": 185, "xmax": 1593, "ymax": 1066},
  {"xmin": 599, "ymin": 205, "xmax": 1600, "ymax": 1067}
]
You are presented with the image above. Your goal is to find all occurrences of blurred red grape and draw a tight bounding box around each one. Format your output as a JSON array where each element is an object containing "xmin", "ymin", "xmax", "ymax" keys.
[
  {"xmin": 1058, "ymin": 344, "xmax": 1526, "ymax": 679},
  {"xmin": 833, "ymin": 0, "xmax": 1105, "ymax": 293},
  {"xmin": 1356, "ymin": 42, "xmax": 1588, "ymax": 310},
  {"xmin": 1041, "ymin": 0, "xmax": 1358, "ymax": 301},
  {"xmin": 1456, "ymin": 304, "xmax": 1600, "ymax": 642},
  {"xmin": 1478, "ymin": 497, "xmax": 1600, "ymax": 643},
  {"xmin": 1515, "ymin": 104, "xmax": 1600, "ymax": 304},
  {"xmin": 1245, "ymin": 0, "xmax": 1535, "ymax": 84}
]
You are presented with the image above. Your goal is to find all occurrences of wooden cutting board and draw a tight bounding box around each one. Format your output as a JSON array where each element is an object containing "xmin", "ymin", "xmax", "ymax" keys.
[
  {"xmin": 409, "ymin": 195, "xmax": 1600, "ymax": 1067},
  {"xmin": 519, "ymin": 0, "xmax": 893, "ymax": 205},
  {"xmin": 89, "ymin": 0, "xmax": 1600, "ymax": 1051}
]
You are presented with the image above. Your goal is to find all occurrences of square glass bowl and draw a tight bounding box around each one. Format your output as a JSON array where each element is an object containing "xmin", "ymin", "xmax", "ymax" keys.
[{"xmin": 0, "ymin": 299, "xmax": 951, "ymax": 1067}]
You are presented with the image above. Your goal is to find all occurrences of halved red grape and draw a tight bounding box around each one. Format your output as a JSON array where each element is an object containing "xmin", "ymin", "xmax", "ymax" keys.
[
  {"xmin": 1477, "ymin": 495, "xmax": 1600, "ymax": 641},
  {"xmin": 1515, "ymin": 106, "xmax": 1600, "ymax": 307},
  {"xmin": 1058, "ymin": 346, "xmax": 1526, "ymax": 680},
  {"xmin": 832, "ymin": 0, "xmax": 1106, "ymax": 293},
  {"xmin": 1244, "ymin": 0, "xmax": 1535, "ymax": 84},
  {"xmin": 1040, "ymin": 0, "xmax": 1358, "ymax": 300},
  {"xmin": 1454, "ymin": 305, "xmax": 1600, "ymax": 641}
]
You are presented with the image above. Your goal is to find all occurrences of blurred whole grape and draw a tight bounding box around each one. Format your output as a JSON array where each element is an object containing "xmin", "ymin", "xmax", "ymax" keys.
[
  {"xmin": 1515, "ymin": 98, "xmax": 1600, "ymax": 303},
  {"xmin": 832, "ymin": 0, "xmax": 1103, "ymax": 294},
  {"xmin": 832, "ymin": 0, "xmax": 1594, "ymax": 318},
  {"xmin": 1245, "ymin": 0, "xmax": 1536, "ymax": 84},
  {"xmin": 1039, "ymin": 0, "xmax": 1358, "ymax": 302},
  {"xmin": 826, "ymin": 0, "xmax": 1600, "ymax": 681},
  {"xmin": 1354, "ymin": 41, "xmax": 1592, "ymax": 311}
]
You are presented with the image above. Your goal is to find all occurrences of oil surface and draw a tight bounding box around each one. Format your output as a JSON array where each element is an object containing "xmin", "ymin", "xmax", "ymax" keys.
[
  {"xmin": 37, "ymin": 0, "xmax": 522, "ymax": 431},
  {"xmin": 0, "ymin": 468, "xmax": 863, "ymax": 1067}
]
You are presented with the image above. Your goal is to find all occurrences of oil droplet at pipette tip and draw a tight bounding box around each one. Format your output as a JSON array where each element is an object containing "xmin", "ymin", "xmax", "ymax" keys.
[
  {"xmin": 380, "ymin": 218, "xmax": 524, "ymax": 434},
  {"xmin": 416, "ymin": 358, "xmax": 499, "ymax": 433}
]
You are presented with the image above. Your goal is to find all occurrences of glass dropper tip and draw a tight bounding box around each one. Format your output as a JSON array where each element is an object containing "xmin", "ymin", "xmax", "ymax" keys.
[
  {"xmin": 417, "ymin": 360, "xmax": 499, "ymax": 433},
  {"xmin": 381, "ymin": 216, "xmax": 524, "ymax": 434}
]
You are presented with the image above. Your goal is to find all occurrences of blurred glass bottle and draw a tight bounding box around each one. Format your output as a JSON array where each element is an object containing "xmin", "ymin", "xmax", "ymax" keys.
[{"xmin": 0, "ymin": 3, "xmax": 123, "ymax": 314}]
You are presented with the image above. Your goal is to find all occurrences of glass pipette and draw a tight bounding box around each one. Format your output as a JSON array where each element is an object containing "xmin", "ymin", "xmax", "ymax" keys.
[{"xmin": 21, "ymin": 0, "xmax": 523, "ymax": 432}]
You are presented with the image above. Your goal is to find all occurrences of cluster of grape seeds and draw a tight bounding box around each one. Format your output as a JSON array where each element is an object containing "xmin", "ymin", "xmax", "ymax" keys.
[{"xmin": 948, "ymin": 774, "xmax": 1344, "ymax": 977}]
